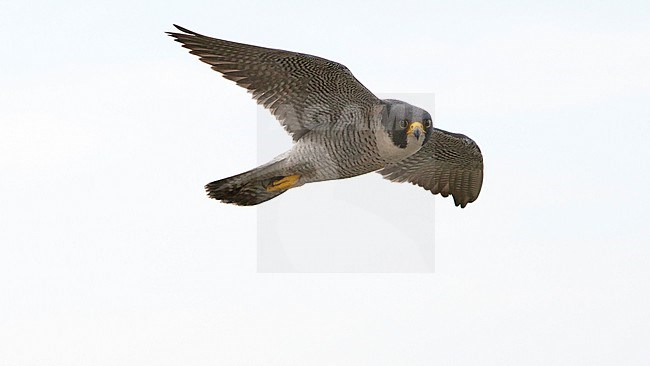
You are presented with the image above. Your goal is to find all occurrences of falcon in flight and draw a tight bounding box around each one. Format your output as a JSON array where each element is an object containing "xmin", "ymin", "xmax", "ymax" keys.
[{"xmin": 167, "ymin": 25, "xmax": 484, "ymax": 207}]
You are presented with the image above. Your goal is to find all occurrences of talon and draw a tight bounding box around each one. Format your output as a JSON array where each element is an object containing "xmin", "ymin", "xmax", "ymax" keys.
[{"xmin": 266, "ymin": 174, "xmax": 301, "ymax": 192}]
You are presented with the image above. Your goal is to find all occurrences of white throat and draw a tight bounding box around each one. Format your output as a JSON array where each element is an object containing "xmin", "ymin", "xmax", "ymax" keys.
[{"xmin": 375, "ymin": 126, "xmax": 424, "ymax": 163}]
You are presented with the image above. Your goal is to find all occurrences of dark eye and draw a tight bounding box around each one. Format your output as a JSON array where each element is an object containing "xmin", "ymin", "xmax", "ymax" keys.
[
  {"xmin": 399, "ymin": 119, "xmax": 409, "ymax": 128},
  {"xmin": 423, "ymin": 119, "xmax": 432, "ymax": 128}
]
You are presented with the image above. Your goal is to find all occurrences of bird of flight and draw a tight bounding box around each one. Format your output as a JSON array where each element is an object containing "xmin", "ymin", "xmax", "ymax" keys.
[{"xmin": 167, "ymin": 25, "xmax": 483, "ymax": 207}]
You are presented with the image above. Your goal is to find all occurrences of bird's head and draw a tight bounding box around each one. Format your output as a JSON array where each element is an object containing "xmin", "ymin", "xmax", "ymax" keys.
[{"xmin": 380, "ymin": 99, "xmax": 433, "ymax": 151}]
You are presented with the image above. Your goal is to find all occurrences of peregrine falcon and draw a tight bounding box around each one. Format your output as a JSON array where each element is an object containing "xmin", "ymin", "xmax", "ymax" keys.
[{"xmin": 167, "ymin": 25, "xmax": 484, "ymax": 207}]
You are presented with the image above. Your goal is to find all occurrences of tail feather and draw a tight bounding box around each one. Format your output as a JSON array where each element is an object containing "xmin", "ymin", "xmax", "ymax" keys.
[
  {"xmin": 205, "ymin": 155, "xmax": 305, "ymax": 206},
  {"xmin": 205, "ymin": 172, "xmax": 287, "ymax": 206}
]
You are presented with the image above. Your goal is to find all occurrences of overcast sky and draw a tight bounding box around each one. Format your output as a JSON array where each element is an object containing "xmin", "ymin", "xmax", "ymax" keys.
[{"xmin": 1, "ymin": 0, "xmax": 650, "ymax": 365}]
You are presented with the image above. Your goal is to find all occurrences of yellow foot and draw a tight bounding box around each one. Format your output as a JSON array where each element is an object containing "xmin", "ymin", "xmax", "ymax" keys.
[{"xmin": 266, "ymin": 174, "xmax": 301, "ymax": 192}]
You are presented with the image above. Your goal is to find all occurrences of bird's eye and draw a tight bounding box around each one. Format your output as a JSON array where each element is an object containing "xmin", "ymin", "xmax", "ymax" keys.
[
  {"xmin": 423, "ymin": 119, "xmax": 432, "ymax": 128},
  {"xmin": 399, "ymin": 119, "xmax": 409, "ymax": 128}
]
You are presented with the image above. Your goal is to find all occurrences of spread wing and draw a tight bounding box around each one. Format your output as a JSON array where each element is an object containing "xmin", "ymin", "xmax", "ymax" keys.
[
  {"xmin": 378, "ymin": 128, "xmax": 484, "ymax": 208},
  {"xmin": 167, "ymin": 25, "xmax": 380, "ymax": 141}
]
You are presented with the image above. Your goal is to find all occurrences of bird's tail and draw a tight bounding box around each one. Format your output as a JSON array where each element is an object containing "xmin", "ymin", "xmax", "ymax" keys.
[{"xmin": 205, "ymin": 155, "xmax": 306, "ymax": 206}]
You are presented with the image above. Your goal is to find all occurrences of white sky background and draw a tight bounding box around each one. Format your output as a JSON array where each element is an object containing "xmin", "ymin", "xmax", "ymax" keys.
[{"xmin": 1, "ymin": 0, "xmax": 650, "ymax": 364}]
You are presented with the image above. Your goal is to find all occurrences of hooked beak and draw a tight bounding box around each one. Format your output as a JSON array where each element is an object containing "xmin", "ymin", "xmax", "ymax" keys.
[{"xmin": 406, "ymin": 122, "xmax": 425, "ymax": 141}]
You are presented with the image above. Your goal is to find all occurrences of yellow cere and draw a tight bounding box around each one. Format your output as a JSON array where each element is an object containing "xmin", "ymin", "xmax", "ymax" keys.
[{"xmin": 406, "ymin": 122, "xmax": 425, "ymax": 136}]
